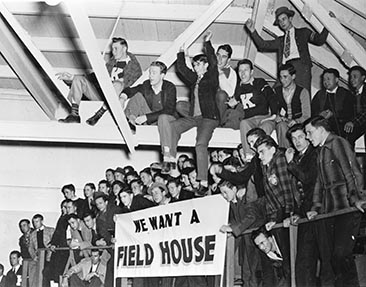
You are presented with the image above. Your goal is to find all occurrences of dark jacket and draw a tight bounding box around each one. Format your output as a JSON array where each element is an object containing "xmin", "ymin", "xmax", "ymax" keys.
[
  {"xmin": 123, "ymin": 80, "xmax": 177, "ymax": 124},
  {"xmin": 176, "ymin": 40, "xmax": 219, "ymax": 120},
  {"xmin": 170, "ymin": 189, "xmax": 195, "ymax": 203},
  {"xmin": 312, "ymin": 133, "xmax": 365, "ymax": 213},
  {"xmin": 120, "ymin": 194, "xmax": 155, "ymax": 213},
  {"xmin": 218, "ymin": 155, "xmax": 265, "ymax": 198},
  {"xmin": 251, "ymin": 27, "xmax": 328, "ymax": 67},
  {"xmin": 287, "ymin": 145, "xmax": 318, "ymax": 217},
  {"xmin": 234, "ymin": 78, "xmax": 278, "ymax": 119},
  {"xmin": 5, "ymin": 266, "xmax": 22, "ymax": 287},
  {"xmin": 229, "ymin": 197, "xmax": 266, "ymax": 237},
  {"xmin": 311, "ymin": 86, "xmax": 354, "ymax": 135},
  {"xmin": 96, "ymin": 204, "xmax": 122, "ymax": 237},
  {"xmin": 275, "ymin": 85, "xmax": 304, "ymax": 119}
]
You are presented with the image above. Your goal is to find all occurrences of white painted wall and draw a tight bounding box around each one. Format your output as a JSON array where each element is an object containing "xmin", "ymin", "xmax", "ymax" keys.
[{"xmin": 0, "ymin": 142, "xmax": 160, "ymax": 270}]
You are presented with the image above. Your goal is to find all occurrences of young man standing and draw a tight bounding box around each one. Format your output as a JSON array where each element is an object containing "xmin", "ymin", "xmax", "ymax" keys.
[
  {"xmin": 245, "ymin": 6, "xmax": 329, "ymax": 93},
  {"xmin": 162, "ymin": 31, "xmax": 220, "ymax": 190},
  {"xmin": 58, "ymin": 37, "xmax": 142, "ymax": 124},
  {"xmin": 275, "ymin": 63, "xmax": 311, "ymax": 148},
  {"xmin": 305, "ymin": 115, "xmax": 366, "ymax": 286}
]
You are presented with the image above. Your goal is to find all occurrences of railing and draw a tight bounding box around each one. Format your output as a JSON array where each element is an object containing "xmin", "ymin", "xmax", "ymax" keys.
[{"xmin": 26, "ymin": 205, "xmax": 365, "ymax": 287}]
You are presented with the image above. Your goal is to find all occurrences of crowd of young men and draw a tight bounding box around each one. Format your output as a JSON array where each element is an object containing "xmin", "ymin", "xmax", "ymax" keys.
[{"xmin": 3, "ymin": 4, "xmax": 366, "ymax": 287}]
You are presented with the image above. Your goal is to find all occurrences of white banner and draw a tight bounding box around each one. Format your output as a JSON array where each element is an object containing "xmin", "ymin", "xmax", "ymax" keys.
[{"xmin": 114, "ymin": 195, "xmax": 229, "ymax": 278}]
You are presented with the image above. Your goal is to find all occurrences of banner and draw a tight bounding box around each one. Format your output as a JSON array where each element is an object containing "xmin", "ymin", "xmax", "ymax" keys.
[{"xmin": 114, "ymin": 195, "xmax": 229, "ymax": 278}]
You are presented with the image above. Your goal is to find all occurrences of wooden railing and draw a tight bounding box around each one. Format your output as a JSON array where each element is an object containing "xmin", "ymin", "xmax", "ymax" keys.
[{"xmin": 26, "ymin": 205, "xmax": 365, "ymax": 287}]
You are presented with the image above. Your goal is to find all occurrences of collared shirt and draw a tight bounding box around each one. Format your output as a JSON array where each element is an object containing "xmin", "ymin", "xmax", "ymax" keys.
[
  {"xmin": 219, "ymin": 65, "xmax": 237, "ymax": 98},
  {"xmin": 326, "ymin": 86, "xmax": 338, "ymax": 94},
  {"xmin": 283, "ymin": 27, "xmax": 300, "ymax": 63},
  {"xmin": 12, "ymin": 264, "xmax": 20, "ymax": 273},
  {"xmin": 37, "ymin": 226, "xmax": 45, "ymax": 232}
]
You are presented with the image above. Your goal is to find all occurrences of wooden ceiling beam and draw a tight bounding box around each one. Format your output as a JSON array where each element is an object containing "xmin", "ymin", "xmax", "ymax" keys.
[
  {"xmin": 64, "ymin": 1, "xmax": 136, "ymax": 153},
  {"xmin": 133, "ymin": 0, "xmax": 234, "ymax": 85},
  {"xmin": 0, "ymin": 2, "xmax": 70, "ymax": 105},
  {"xmin": 289, "ymin": 0, "xmax": 366, "ymax": 68}
]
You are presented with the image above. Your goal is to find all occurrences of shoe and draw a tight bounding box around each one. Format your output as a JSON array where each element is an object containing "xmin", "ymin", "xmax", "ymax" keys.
[
  {"xmin": 86, "ymin": 113, "xmax": 102, "ymax": 126},
  {"xmin": 196, "ymin": 183, "xmax": 208, "ymax": 196},
  {"xmin": 161, "ymin": 162, "xmax": 171, "ymax": 174},
  {"xmin": 58, "ymin": 114, "xmax": 81, "ymax": 123},
  {"xmin": 128, "ymin": 122, "xmax": 136, "ymax": 134}
]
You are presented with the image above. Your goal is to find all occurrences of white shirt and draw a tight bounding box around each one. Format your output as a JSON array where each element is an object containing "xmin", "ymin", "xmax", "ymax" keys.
[
  {"xmin": 218, "ymin": 66, "xmax": 237, "ymax": 98},
  {"xmin": 283, "ymin": 27, "xmax": 300, "ymax": 63}
]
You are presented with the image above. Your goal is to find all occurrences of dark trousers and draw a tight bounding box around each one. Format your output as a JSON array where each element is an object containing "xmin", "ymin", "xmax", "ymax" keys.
[
  {"xmin": 175, "ymin": 276, "xmax": 208, "ymax": 287},
  {"xmin": 325, "ymin": 212, "xmax": 361, "ymax": 287},
  {"xmin": 295, "ymin": 220, "xmax": 334, "ymax": 287},
  {"xmin": 346, "ymin": 125, "xmax": 366, "ymax": 147},
  {"xmin": 69, "ymin": 274, "xmax": 102, "ymax": 287}
]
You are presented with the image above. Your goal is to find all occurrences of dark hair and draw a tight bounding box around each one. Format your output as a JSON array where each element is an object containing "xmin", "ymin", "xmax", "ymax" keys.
[
  {"xmin": 181, "ymin": 166, "xmax": 196, "ymax": 175},
  {"xmin": 0, "ymin": 263, "xmax": 3, "ymax": 272},
  {"xmin": 60, "ymin": 199, "xmax": 68, "ymax": 208},
  {"xmin": 246, "ymin": 127, "xmax": 266, "ymax": 139},
  {"xmin": 18, "ymin": 219, "xmax": 30, "ymax": 228},
  {"xmin": 64, "ymin": 199, "xmax": 76, "ymax": 206},
  {"xmin": 286, "ymin": 123, "xmax": 305, "ymax": 142},
  {"xmin": 151, "ymin": 61, "xmax": 167, "ymax": 74},
  {"xmin": 218, "ymin": 180, "xmax": 235, "ymax": 190},
  {"xmin": 323, "ymin": 68, "xmax": 340, "ymax": 78},
  {"xmin": 192, "ymin": 54, "xmax": 208, "ymax": 64},
  {"xmin": 140, "ymin": 168, "xmax": 152, "ymax": 176},
  {"xmin": 254, "ymin": 135, "xmax": 278, "ymax": 150},
  {"xmin": 251, "ymin": 225, "xmax": 272, "ymax": 242},
  {"xmin": 62, "ymin": 184, "xmax": 75, "ymax": 194},
  {"xmin": 98, "ymin": 179, "xmax": 110, "ymax": 187},
  {"xmin": 236, "ymin": 143, "xmax": 243, "ymax": 150},
  {"xmin": 167, "ymin": 177, "xmax": 182, "ymax": 187},
  {"xmin": 178, "ymin": 154, "xmax": 189, "ymax": 162},
  {"xmin": 112, "ymin": 180, "xmax": 126, "ymax": 190},
  {"xmin": 303, "ymin": 115, "xmax": 331, "ymax": 132},
  {"xmin": 237, "ymin": 59, "xmax": 253, "ymax": 70},
  {"xmin": 9, "ymin": 250, "xmax": 21, "ymax": 258},
  {"xmin": 217, "ymin": 44, "xmax": 233, "ymax": 58},
  {"xmin": 67, "ymin": 214, "xmax": 79, "ymax": 221},
  {"xmin": 84, "ymin": 183, "xmax": 96, "ymax": 190},
  {"xmin": 106, "ymin": 168, "xmax": 115, "ymax": 174},
  {"xmin": 94, "ymin": 193, "xmax": 109, "ymax": 202},
  {"xmin": 278, "ymin": 63, "xmax": 296, "ymax": 75},
  {"xmin": 123, "ymin": 165, "xmax": 135, "ymax": 174},
  {"xmin": 129, "ymin": 178, "xmax": 143, "ymax": 187},
  {"xmin": 183, "ymin": 158, "xmax": 196, "ymax": 168},
  {"xmin": 125, "ymin": 171, "xmax": 139, "ymax": 179},
  {"xmin": 349, "ymin": 65, "xmax": 366, "ymax": 77},
  {"xmin": 91, "ymin": 249, "xmax": 102, "ymax": 255},
  {"xmin": 153, "ymin": 171, "xmax": 168, "ymax": 182},
  {"xmin": 112, "ymin": 37, "xmax": 128, "ymax": 48},
  {"xmin": 32, "ymin": 214, "xmax": 44, "ymax": 221},
  {"xmin": 82, "ymin": 212, "xmax": 95, "ymax": 220},
  {"xmin": 218, "ymin": 149, "xmax": 232, "ymax": 156}
]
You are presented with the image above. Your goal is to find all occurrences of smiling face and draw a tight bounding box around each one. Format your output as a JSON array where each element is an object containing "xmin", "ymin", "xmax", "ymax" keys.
[
  {"xmin": 280, "ymin": 69, "xmax": 295, "ymax": 89},
  {"xmin": 193, "ymin": 60, "xmax": 208, "ymax": 76},
  {"xmin": 152, "ymin": 187, "xmax": 165, "ymax": 205},
  {"xmin": 119, "ymin": 191, "xmax": 133, "ymax": 207},
  {"xmin": 167, "ymin": 182, "xmax": 180, "ymax": 198},
  {"xmin": 349, "ymin": 70, "xmax": 365, "ymax": 90},
  {"xmin": 238, "ymin": 63, "xmax": 253, "ymax": 84},
  {"xmin": 323, "ymin": 72, "xmax": 338, "ymax": 91}
]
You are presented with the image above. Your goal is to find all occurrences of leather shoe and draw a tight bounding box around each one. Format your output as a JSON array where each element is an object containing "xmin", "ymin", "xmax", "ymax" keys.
[
  {"xmin": 86, "ymin": 113, "xmax": 101, "ymax": 126},
  {"xmin": 58, "ymin": 114, "xmax": 81, "ymax": 123}
]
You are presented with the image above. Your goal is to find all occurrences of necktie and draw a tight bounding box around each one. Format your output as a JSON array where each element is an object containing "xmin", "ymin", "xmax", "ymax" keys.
[
  {"xmin": 356, "ymin": 93, "xmax": 362, "ymax": 115},
  {"xmin": 221, "ymin": 67, "xmax": 230, "ymax": 78},
  {"xmin": 284, "ymin": 31, "xmax": 291, "ymax": 58}
]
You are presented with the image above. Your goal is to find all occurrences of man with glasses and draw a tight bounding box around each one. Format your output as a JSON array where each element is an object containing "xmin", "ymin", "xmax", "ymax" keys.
[{"xmin": 57, "ymin": 37, "xmax": 142, "ymax": 124}]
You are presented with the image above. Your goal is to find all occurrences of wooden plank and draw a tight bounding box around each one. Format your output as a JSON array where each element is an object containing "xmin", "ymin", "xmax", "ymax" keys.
[
  {"xmin": 244, "ymin": 0, "xmax": 269, "ymax": 61},
  {"xmin": 289, "ymin": 0, "xmax": 365, "ymax": 68},
  {"xmin": 4, "ymin": 2, "xmax": 252, "ymax": 24},
  {"xmin": 0, "ymin": 2, "xmax": 70, "ymax": 103},
  {"xmin": 133, "ymin": 0, "xmax": 235, "ymax": 85},
  {"xmin": 64, "ymin": 1, "xmax": 136, "ymax": 153},
  {"xmin": 335, "ymin": 0, "xmax": 366, "ymax": 20},
  {"xmin": 0, "ymin": 15, "xmax": 60, "ymax": 119}
]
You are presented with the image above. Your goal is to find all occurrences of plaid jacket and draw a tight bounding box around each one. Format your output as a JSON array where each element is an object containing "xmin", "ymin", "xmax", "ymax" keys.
[
  {"xmin": 262, "ymin": 149, "xmax": 296, "ymax": 221},
  {"xmin": 352, "ymin": 84, "xmax": 366, "ymax": 127}
]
